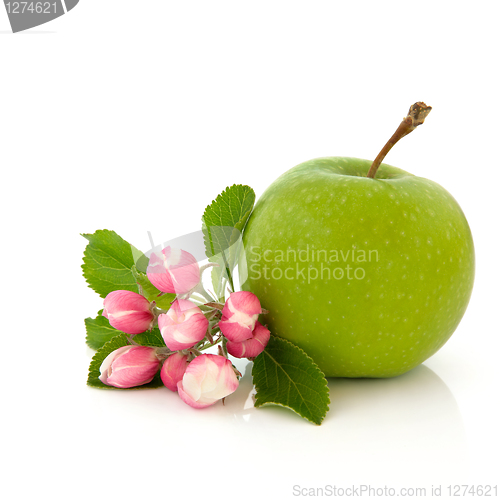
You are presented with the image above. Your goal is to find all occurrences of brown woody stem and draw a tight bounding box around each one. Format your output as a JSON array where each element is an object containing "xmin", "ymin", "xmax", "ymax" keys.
[{"xmin": 366, "ymin": 102, "xmax": 432, "ymax": 179}]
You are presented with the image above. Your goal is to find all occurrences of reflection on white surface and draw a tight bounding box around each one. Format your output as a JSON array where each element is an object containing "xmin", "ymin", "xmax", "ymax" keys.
[
  {"xmin": 325, "ymin": 365, "xmax": 468, "ymax": 485},
  {"xmin": 86, "ymin": 361, "xmax": 467, "ymax": 496},
  {"xmin": 229, "ymin": 362, "xmax": 468, "ymax": 486}
]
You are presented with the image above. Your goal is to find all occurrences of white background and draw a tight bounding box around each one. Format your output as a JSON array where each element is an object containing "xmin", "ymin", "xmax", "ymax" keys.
[{"xmin": 1, "ymin": 1, "xmax": 499, "ymax": 499}]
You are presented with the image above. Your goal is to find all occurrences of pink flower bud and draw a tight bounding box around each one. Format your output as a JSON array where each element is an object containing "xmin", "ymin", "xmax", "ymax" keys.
[
  {"xmin": 160, "ymin": 352, "xmax": 189, "ymax": 392},
  {"xmin": 177, "ymin": 354, "xmax": 239, "ymax": 409},
  {"xmin": 103, "ymin": 290, "xmax": 154, "ymax": 334},
  {"xmin": 218, "ymin": 291, "xmax": 263, "ymax": 342},
  {"xmin": 158, "ymin": 299, "xmax": 208, "ymax": 351},
  {"xmin": 99, "ymin": 345, "xmax": 160, "ymax": 388},
  {"xmin": 226, "ymin": 321, "xmax": 270, "ymax": 358},
  {"xmin": 146, "ymin": 246, "xmax": 200, "ymax": 294}
]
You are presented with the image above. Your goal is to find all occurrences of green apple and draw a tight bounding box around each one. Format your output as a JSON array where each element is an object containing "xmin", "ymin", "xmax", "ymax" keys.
[{"xmin": 240, "ymin": 105, "xmax": 475, "ymax": 378}]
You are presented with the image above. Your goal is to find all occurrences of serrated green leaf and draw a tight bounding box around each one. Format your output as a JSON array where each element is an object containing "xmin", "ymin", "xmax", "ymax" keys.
[
  {"xmin": 252, "ymin": 336, "xmax": 330, "ymax": 425},
  {"xmin": 87, "ymin": 334, "xmax": 163, "ymax": 389},
  {"xmin": 85, "ymin": 312, "xmax": 121, "ymax": 350},
  {"xmin": 202, "ymin": 184, "xmax": 255, "ymax": 258},
  {"xmin": 202, "ymin": 185, "xmax": 255, "ymax": 294},
  {"xmin": 81, "ymin": 230, "xmax": 147, "ymax": 298},
  {"xmin": 133, "ymin": 328, "xmax": 166, "ymax": 348},
  {"xmin": 131, "ymin": 265, "xmax": 176, "ymax": 310}
]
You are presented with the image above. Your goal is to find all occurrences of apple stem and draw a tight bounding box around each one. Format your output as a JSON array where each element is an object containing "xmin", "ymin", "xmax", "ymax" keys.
[{"xmin": 366, "ymin": 102, "xmax": 432, "ymax": 179}]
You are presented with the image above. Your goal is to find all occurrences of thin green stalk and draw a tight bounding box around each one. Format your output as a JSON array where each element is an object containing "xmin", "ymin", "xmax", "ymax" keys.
[{"xmin": 221, "ymin": 252, "xmax": 235, "ymax": 293}]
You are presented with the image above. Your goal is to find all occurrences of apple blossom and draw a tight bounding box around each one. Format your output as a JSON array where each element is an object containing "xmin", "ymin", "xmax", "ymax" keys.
[
  {"xmin": 177, "ymin": 354, "xmax": 239, "ymax": 408},
  {"xmin": 146, "ymin": 246, "xmax": 200, "ymax": 294},
  {"xmin": 99, "ymin": 345, "xmax": 160, "ymax": 388},
  {"xmin": 158, "ymin": 299, "xmax": 208, "ymax": 351},
  {"xmin": 226, "ymin": 321, "xmax": 270, "ymax": 358},
  {"xmin": 103, "ymin": 290, "xmax": 154, "ymax": 334},
  {"xmin": 161, "ymin": 352, "xmax": 189, "ymax": 392},
  {"xmin": 218, "ymin": 291, "xmax": 263, "ymax": 343}
]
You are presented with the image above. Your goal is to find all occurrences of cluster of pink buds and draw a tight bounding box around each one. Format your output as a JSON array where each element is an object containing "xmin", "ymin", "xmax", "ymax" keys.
[
  {"xmin": 219, "ymin": 292, "xmax": 270, "ymax": 359},
  {"xmin": 98, "ymin": 246, "xmax": 271, "ymax": 409}
]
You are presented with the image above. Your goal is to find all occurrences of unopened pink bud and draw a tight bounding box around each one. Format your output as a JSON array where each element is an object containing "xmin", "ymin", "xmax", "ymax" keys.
[
  {"xmin": 226, "ymin": 321, "xmax": 270, "ymax": 358},
  {"xmin": 161, "ymin": 352, "xmax": 189, "ymax": 392},
  {"xmin": 99, "ymin": 345, "xmax": 160, "ymax": 388},
  {"xmin": 158, "ymin": 299, "xmax": 208, "ymax": 351},
  {"xmin": 103, "ymin": 290, "xmax": 154, "ymax": 334},
  {"xmin": 146, "ymin": 246, "xmax": 200, "ymax": 294},
  {"xmin": 177, "ymin": 354, "xmax": 239, "ymax": 408},
  {"xmin": 218, "ymin": 291, "xmax": 263, "ymax": 342}
]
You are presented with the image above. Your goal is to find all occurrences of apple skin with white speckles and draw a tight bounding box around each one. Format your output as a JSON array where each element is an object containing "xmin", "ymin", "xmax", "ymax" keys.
[{"xmin": 240, "ymin": 157, "xmax": 475, "ymax": 378}]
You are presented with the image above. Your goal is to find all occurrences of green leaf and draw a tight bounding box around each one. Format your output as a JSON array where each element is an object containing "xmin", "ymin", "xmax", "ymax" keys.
[
  {"xmin": 131, "ymin": 265, "xmax": 176, "ymax": 310},
  {"xmin": 202, "ymin": 184, "xmax": 255, "ymax": 258},
  {"xmin": 133, "ymin": 328, "xmax": 166, "ymax": 348},
  {"xmin": 87, "ymin": 333, "xmax": 163, "ymax": 389},
  {"xmin": 85, "ymin": 312, "xmax": 120, "ymax": 350},
  {"xmin": 252, "ymin": 336, "xmax": 330, "ymax": 425},
  {"xmin": 202, "ymin": 184, "xmax": 255, "ymax": 293},
  {"xmin": 81, "ymin": 230, "xmax": 147, "ymax": 298}
]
